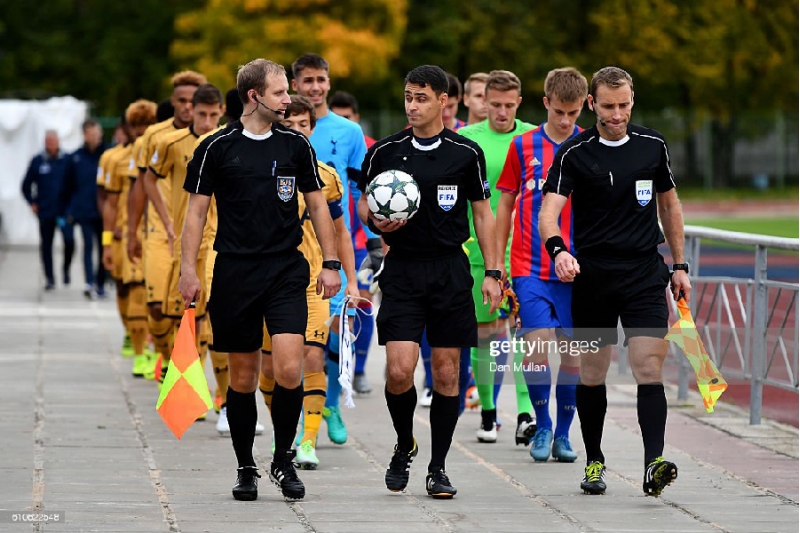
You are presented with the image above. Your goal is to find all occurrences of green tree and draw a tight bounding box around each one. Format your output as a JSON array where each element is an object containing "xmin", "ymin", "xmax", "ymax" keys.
[
  {"xmin": 0, "ymin": 0, "xmax": 194, "ymax": 115},
  {"xmin": 171, "ymin": 0, "xmax": 407, "ymax": 95}
]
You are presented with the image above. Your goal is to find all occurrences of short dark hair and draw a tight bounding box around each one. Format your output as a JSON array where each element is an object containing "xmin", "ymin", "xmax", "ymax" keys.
[
  {"xmin": 446, "ymin": 73, "xmax": 462, "ymax": 99},
  {"xmin": 590, "ymin": 66, "xmax": 633, "ymax": 99},
  {"xmin": 292, "ymin": 53, "xmax": 330, "ymax": 79},
  {"xmin": 285, "ymin": 95, "xmax": 317, "ymax": 129},
  {"xmin": 156, "ymin": 98, "xmax": 174, "ymax": 122},
  {"xmin": 82, "ymin": 118, "xmax": 101, "ymax": 131},
  {"xmin": 192, "ymin": 83, "xmax": 223, "ymax": 106},
  {"xmin": 404, "ymin": 65, "xmax": 448, "ymax": 96},
  {"xmin": 225, "ymin": 88, "xmax": 243, "ymax": 121},
  {"xmin": 329, "ymin": 91, "xmax": 359, "ymax": 113}
]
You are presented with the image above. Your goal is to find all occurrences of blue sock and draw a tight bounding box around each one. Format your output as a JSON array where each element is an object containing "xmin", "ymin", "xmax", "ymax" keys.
[
  {"xmin": 527, "ymin": 364, "xmax": 552, "ymax": 431},
  {"xmin": 555, "ymin": 366, "xmax": 579, "ymax": 439},
  {"xmin": 420, "ymin": 329, "xmax": 433, "ymax": 389},
  {"xmin": 325, "ymin": 354, "xmax": 342, "ymax": 408},
  {"xmin": 458, "ymin": 346, "xmax": 472, "ymax": 416},
  {"xmin": 354, "ymin": 308, "xmax": 373, "ymax": 375},
  {"xmin": 493, "ymin": 331, "xmax": 509, "ymax": 406}
]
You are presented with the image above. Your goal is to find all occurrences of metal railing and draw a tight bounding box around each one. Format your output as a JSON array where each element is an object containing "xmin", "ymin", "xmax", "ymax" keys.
[{"xmin": 619, "ymin": 225, "xmax": 798, "ymax": 425}]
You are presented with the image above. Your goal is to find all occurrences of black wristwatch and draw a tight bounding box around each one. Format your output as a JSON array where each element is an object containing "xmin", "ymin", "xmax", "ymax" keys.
[
  {"xmin": 322, "ymin": 260, "xmax": 342, "ymax": 271},
  {"xmin": 672, "ymin": 263, "xmax": 690, "ymax": 275},
  {"xmin": 484, "ymin": 269, "xmax": 502, "ymax": 281}
]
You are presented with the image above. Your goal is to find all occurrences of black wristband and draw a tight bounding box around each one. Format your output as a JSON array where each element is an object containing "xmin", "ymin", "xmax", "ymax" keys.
[
  {"xmin": 366, "ymin": 237, "xmax": 382, "ymax": 251},
  {"xmin": 484, "ymin": 269, "xmax": 502, "ymax": 281},
  {"xmin": 545, "ymin": 236, "xmax": 568, "ymax": 261}
]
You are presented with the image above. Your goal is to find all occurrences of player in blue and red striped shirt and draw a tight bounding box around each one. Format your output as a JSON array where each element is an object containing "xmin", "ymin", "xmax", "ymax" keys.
[{"xmin": 496, "ymin": 67, "xmax": 588, "ymax": 464}]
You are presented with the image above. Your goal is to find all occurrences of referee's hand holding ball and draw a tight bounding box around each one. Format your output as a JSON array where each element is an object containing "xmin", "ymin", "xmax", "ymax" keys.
[{"xmin": 317, "ymin": 265, "xmax": 342, "ymax": 300}]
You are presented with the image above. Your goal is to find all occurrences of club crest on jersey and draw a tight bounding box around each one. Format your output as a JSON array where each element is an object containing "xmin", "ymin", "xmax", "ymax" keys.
[
  {"xmin": 636, "ymin": 180, "xmax": 653, "ymax": 206},
  {"xmin": 277, "ymin": 177, "xmax": 295, "ymax": 202},
  {"xmin": 438, "ymin": 185, "xmax": 457, "ymax": 211},
  {"xmin": 150, "ymin": 149, "xmax": 159, "ymax": 165}
]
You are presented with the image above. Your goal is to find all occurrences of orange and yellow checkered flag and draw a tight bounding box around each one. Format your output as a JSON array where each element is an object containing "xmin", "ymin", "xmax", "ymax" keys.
[
  {"xmin": 665, "ymin": 298, "xmax": 727, "ymax": 412},
  {"xmin": 156, "ymin": 304, "xmax": 213, "ymax": 439}
]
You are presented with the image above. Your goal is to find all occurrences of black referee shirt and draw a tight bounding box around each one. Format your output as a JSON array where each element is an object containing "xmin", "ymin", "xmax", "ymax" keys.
[
  {"xmin": 543, "ymin": 123, "xmax": 675, "ymax": 259},
  {"xmin": 357, "ymin": 127, "xmax": 489, "ymax": 259},
  {"xmin": 184, "ymin": 121, "xmax": 322, "ymax": 255}
]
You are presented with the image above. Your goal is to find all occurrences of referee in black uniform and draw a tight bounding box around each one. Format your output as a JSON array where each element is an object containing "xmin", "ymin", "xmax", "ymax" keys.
[
  {"xmin": 357, "ymin": 65, "xmax": 502, "ymax": 499},
  {"xmin": 180, "ymin": 58, "xmax": 341, "ymax": 502},
  {"xmin": 539, "ymin": 66, "xmax": 691, "ymax": 498}
]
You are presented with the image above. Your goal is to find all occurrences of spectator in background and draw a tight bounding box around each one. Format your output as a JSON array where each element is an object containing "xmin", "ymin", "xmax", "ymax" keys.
[
  {"xmin": 22, "ymin": 130, "xmax": 74, "ymax": 291},
  {"xmin": 62, "ymin": 119, "xmax": 107, "ymax": 298}
]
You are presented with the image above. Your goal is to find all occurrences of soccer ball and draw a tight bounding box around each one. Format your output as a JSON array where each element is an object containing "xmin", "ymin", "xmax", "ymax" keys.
[{"xmin": 366, "ymin": 169, "xmax": 421, "ymax": 221}]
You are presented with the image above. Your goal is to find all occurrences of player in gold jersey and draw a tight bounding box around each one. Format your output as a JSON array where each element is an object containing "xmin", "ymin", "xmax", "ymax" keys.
[
  {"xmin": 97, "ymin": 127, "xmax": 132, "ymax": 358},
  {"xmin": 259, "ymin": 95, "xmax": 358, "ymax": 469},
  {"xmin": 102, "ymin": 100, "xmax": 157, "ymax": 377},
  {"xmin": 148, "ymin": 85, "xmax": 231, "ymax": 418},
  {"xmin": 127, "ymin": 71, "xmax": 207, "ymax": 379}
]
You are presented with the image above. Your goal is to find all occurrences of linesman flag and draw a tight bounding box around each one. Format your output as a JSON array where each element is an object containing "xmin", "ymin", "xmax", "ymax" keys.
[
  {"xmin": 665, "ymin": 297, "xmax": 728, "ymax": 412},
  {"xmin": 156, "ymin": 304, "xmax": 213, "ymax": 439}
]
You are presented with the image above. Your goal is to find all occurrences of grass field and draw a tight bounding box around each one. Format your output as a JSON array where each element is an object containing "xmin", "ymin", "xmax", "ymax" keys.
[{"xmin": 684, "ymin": 217, "xmax": 799, "ymax": 238}]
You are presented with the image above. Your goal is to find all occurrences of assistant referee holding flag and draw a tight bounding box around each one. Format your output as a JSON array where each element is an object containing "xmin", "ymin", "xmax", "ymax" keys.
[
  {"xmin": 180, "ymin": 58, "xmax": 341, "ymax": 502},
  {"xmin": 539, "ymin": 66, "xmax": 691, "ymax": 498}
]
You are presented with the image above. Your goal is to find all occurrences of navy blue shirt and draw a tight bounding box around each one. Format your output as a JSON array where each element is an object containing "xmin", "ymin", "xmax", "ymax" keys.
[
  {"xmin": 62, "ymin": 143, "xmax": 107, "ymax": 220},
  {"xmin": 21, "ymin": 151, "xmax": 69, "ymax": 219}
]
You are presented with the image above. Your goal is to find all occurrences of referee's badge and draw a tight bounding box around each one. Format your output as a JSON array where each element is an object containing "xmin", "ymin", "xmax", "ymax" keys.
[
  {"xmin": 636, "ymin": 180, "xmax": 653, "ymax": 206},
  {"xmin": 277, "ymin": 177, "xmax": 295, "ymax": 202},
  {"xmin": 437, "ymin": 185, "xmax": 457, "ymax": 211}
]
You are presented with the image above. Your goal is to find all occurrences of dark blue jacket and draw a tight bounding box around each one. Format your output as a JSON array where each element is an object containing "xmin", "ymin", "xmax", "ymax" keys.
[
  {"xmin": 62, "ymin": 143, "xmax": 106, "ymax": 220},
  {"xmin": 21, "ymin": 151, "xmax": 69, "ymax": 219}
]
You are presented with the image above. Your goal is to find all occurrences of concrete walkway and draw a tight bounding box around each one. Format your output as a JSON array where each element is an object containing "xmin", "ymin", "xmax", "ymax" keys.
[{"xmin": 0, "ymin": 246, "xmax": 797, "ymax": 533}]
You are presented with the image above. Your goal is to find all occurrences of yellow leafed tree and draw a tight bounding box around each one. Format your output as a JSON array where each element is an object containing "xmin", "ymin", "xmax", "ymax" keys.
[{"xmin": 171, "ymin": 0, "xmax": 408, "ymax": 90}]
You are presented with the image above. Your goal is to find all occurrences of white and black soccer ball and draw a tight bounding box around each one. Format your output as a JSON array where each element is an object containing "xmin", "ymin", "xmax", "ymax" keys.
[{"xmin": 366, "ymin": 169, "xmax": 421, "ymax": 221}]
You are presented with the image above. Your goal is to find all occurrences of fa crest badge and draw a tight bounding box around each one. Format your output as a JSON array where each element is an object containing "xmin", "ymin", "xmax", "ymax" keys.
[
  {"xmin": 636, "ymin": 180, "xmax": 653, "ymax": 207},
  {"xmin": 437, "ymin": 185, "xmax": 457, "ymax": 212},
  {"xmin": 277, "ymin": 177, "xmax": 295, "ymax": 202}
]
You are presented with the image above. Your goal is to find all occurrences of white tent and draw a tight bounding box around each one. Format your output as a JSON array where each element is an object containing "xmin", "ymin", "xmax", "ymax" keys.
[{"xmin": 0, "ymin": 96, "xmax": 88, "ymax": 245}]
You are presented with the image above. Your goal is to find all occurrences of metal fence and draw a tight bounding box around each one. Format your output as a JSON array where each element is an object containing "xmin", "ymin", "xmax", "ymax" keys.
[{"xmin": 618, "ymin": 226, "xmax": 798, "ymax": 425}]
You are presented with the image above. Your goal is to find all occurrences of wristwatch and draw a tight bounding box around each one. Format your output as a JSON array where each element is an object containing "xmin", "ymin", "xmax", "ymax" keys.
[
  {"xmin": 484, "ymin": 269, "xmax": 502, "ymax": 281},
  {"xmin": 322, "ymin": 260, "xmax": 342, "ymax": 271},
  {"xmin": 672, "ymin": 263, "xmax": 690, "ymax": 275}
]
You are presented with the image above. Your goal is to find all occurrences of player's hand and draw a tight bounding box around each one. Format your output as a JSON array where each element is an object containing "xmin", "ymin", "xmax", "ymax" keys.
[
  {"xmin": 345, "ymin": 280, "xmax": 360, "ymax": 307},
  {"xmin": 113, "ymin": 227, "xmax": 123, "ymax": 240},
  {"xmin": 127, "ymin": 232, "xmax": 142, "ymax": 264},
  {"xmin": 482, "ymin": 277, "xmax": 503, "ymax": 315},
  {"xmin": 372, "ymin": 216, "xmax": 406, "ymax": 233},
  {"xmin": 178, "ymin": 270, "xmax": 201, "ymax": 309},
  {"xmin": 499, "ymin": 265, "xmax": 509, "ymax": 285},
  {"xmin": 317, "ymin": 268, "xmax": 342, "ymax": 300},
  {"xmin": 102, "ymin": 245, "xmax": 114, "ymax": 272},
  {"xmin": 554, "ymin": 252, "xmax": 580, "ymax": 282},
  {"xmin": 670, "ymin": 270, "xmax": 692, "ymax": 303}
]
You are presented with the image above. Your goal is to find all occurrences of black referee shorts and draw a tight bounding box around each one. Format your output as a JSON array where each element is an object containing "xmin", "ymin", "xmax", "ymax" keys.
[
  {"xmin": 208, "ymin": 251, "xmax": 309, "ymax": 353},
  {"xmin": 571, "ymin": 252, "xmax": 670, "ymax": 347},
  {"xmin": 377, "ymin": 251, "xmax": 478, "ymax": 348}
]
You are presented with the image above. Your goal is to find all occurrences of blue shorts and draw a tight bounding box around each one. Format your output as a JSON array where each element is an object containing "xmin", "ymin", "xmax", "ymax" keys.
[
  {"xmin": 329, "ymin": 269, "xmax": 357, "ymax": 318},
  {"xmin": 354, "ymin": 245, "xmax": 369, "ymax": 291},
  {"xmin": 512, "ymin": 276, "xmax": 573, "ymax": 337}
]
